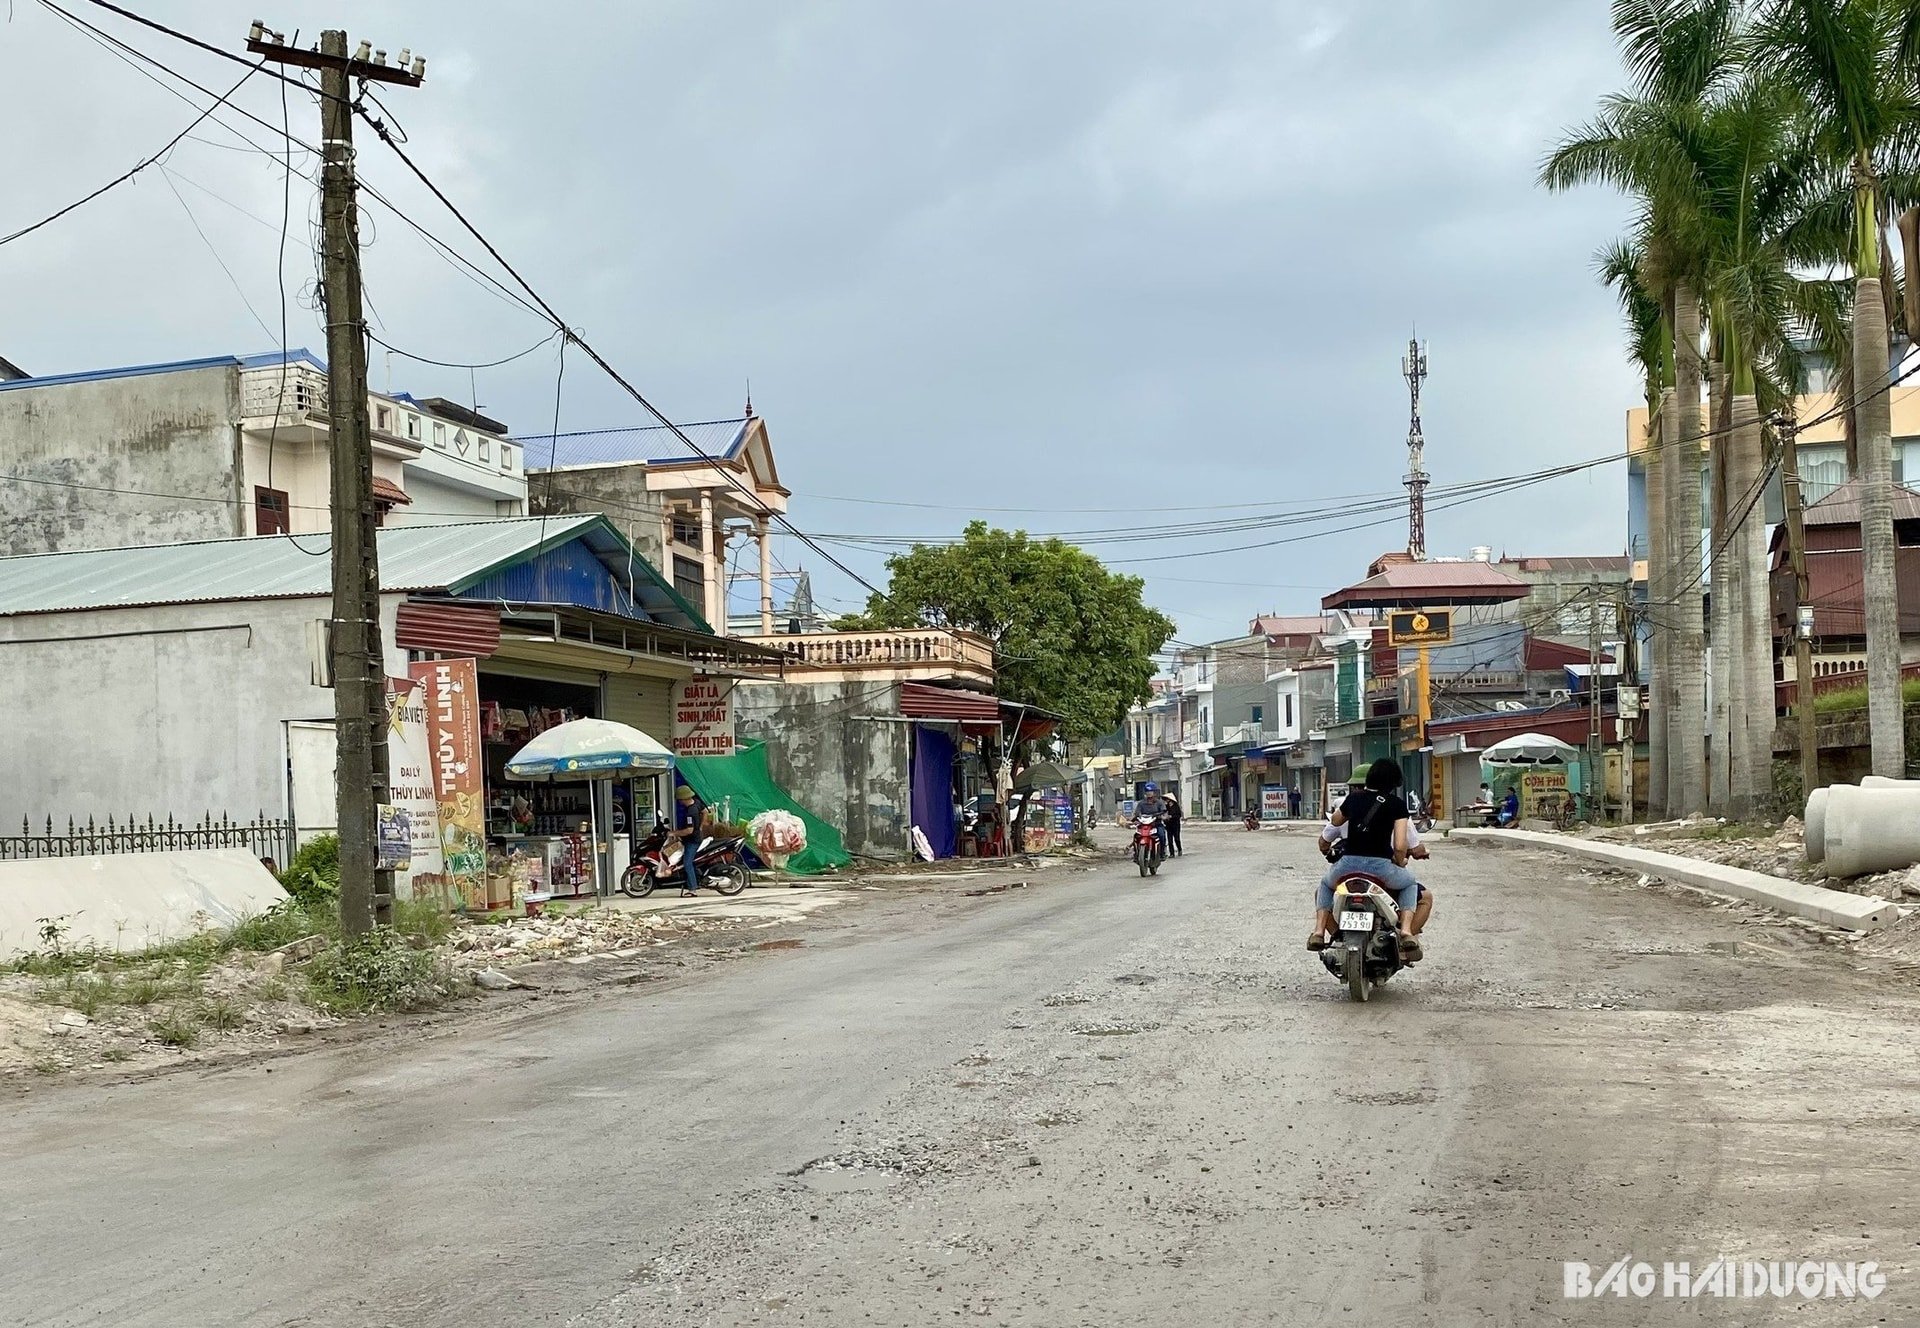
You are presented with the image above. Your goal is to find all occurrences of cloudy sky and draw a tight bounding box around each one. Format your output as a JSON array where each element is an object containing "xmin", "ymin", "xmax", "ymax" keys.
[{"xmin": 2, "ymin": 0, "xmax": 1639, "ymax": 644}]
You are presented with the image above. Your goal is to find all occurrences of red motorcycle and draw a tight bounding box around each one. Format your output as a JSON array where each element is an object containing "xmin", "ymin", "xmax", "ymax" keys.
[
  {"xmin": 621, "ymin": 821, "xmax": 752, "ymax": 898},
  {"xmin": 1131, "ymin": 813, "xmax": 1164, "ymax": 877}
]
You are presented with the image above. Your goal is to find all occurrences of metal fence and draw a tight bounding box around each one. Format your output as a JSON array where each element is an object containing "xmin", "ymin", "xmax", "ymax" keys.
[{"xmin": 1, "ymin": 812, "xmax": 295, "ymax": 866}]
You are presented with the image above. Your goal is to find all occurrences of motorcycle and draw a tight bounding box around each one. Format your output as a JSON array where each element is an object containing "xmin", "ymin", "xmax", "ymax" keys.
[
  {"xmin": 1317, "ymin": 872, "xmax": 1409, "ymax": 1002},
  {"xmin": 1242, "ymin": 808, "xmax": 1261, "ymax": 831},
  {"xmin": 620, "ymin": 820, "xmax": 752, "ymax": 898},
  {"xmin": 1131, "ymin": 813, "xmax": 1165, "ymax": 877}
]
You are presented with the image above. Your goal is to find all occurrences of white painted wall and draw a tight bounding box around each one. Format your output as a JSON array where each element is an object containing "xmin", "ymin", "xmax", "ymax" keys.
[{"xmin": 0, "ymin": 595, "xmax": 404, "ymax": 832}]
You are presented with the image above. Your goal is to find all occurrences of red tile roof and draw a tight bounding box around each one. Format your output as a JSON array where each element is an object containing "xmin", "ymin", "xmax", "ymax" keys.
[{"xmin": 1321, "ymin": 560, "xmax": 1529, "ymax": 611}]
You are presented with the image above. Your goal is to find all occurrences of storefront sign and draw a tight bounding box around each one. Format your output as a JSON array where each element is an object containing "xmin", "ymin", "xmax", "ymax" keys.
[
  {"xmin": 1387, "ymin": 610, "xmax": 1453, "ymax": 646},
  {"xmin": 1261, "ymin": 784, "xmax": 1288, "ymax": 820},
  {"xmin": 386, "ymin": 677, "xmax": 448, "ymax": 903},
  {"xmin": 410, "ymin": 658, "xmax": 486, "ymax": 909},
  {"xmin": 672, "ymin": 676, "xmax": 736, "ymax": 757},
  {"xmin": 1520, "ymin": 767, "xmax": 1570, "ymax": 819}
]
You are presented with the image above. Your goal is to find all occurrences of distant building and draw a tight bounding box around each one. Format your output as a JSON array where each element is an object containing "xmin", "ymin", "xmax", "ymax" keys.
[
  {"xmin": 0, "ymin": 349, "xmax": 526, "ymax": 557},
  {"xmin": 520, "ymin": 411, "xmax": 789, "ymax": 638}
]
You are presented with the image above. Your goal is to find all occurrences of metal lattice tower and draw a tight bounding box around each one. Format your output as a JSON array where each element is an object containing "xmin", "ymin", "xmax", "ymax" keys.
[{"xmin": 1402, "ymin": 337, "xmax": 1430, "ymax": 560}]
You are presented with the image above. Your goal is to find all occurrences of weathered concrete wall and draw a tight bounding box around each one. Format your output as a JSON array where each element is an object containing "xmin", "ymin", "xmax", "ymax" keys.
[
  {"xmin": 530, "ymin": 463, "xmax": 665, "ymax": 570},
  {"xmin": 392, "ymin": 470, "xmax": 516, "ymax": 526},
  {"xmin": 0, "ymin": 595, "xmax": 406, "ymax": 832},
  {"xmin": 0, "ymin": 365, "xmax": 242, "ymax": 554},
  {"xmin": 733, "ymin": 679, "xmax": 912, "ymax": 859}
]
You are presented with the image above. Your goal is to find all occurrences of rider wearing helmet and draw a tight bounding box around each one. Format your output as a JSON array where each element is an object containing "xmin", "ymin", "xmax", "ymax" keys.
[{"xmin": 1133, "ymin": 782, "xmax": 1169, "ymax": 854}]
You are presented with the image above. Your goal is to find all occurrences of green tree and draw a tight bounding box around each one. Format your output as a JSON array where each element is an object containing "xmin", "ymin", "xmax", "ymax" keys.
[{"xmin": 844, "ymin": 522, "xmax": 1176, "ymax": 741}]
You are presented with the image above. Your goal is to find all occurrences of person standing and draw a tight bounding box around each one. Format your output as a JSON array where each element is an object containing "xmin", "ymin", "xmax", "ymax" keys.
[
  {"xmin": 1288, "ymin": 785, "xmax": 1302, "ymax": 819},
  {"xmin": 672, "ymin": 783, "xmax": 707, "ymax": 897},
  {"xmin": 1163, "ymin": 791, "xmax": 1184, "ymax": 857}
]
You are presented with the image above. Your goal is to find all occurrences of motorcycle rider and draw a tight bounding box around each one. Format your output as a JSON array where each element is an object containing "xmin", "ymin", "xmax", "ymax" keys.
[
  {"xmin": 1319, "ymin": 811, "xmax": 1434, "ymax": 957},
  {"xmin": 1308, "ymin": 758, "xmax": 1422, "ymax": 960},
  {"xmin": 1132, "ymin": 782, "xmax": 1169, "ymax": 856}
]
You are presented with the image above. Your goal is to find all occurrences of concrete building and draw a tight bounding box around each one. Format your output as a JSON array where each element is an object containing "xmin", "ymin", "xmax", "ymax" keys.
[
  {"xmin": 0, "ymin": 515, "xmax": 777, "ymax": 894},
  {"xmin": 521, "ymin": 412, "xmax": 790, "ymax": 638},
  {"xmin": 0, "ymin": 350, "xmax": 527, "ymax": 557},
  {"xmin": 729, "ymin": 627, "xmax": 1047, "ymax": 861}
]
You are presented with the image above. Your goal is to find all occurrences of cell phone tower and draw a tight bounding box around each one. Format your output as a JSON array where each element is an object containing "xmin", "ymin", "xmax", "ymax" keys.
[{"xmin": 1402, "ymin": 337, "xmax": 1430, "ymax": 560}]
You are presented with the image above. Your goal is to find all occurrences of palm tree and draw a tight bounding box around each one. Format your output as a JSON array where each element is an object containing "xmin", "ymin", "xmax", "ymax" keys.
[
  {"xmin": 1601, "ymin": 238, "xmax": 1676, "ymax": 816},
  {"xmin": 1757, "ymin": 0, "xmax": 1920, "ymax": 777}
]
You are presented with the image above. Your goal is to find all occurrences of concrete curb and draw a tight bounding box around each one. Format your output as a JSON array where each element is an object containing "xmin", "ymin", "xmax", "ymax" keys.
[{"xmin": 1451, "ymin": 828, "xmax": 1899, "ymax": 933}]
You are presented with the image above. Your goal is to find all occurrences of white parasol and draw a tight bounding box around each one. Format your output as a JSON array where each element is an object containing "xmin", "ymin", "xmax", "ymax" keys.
[{"xmin": 1480, "ymin": 732, "xmax": 1579, "ymax": 765}]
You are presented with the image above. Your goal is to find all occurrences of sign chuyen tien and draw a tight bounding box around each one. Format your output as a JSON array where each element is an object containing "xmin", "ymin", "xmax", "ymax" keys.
[{"xmin": 672, "ymin": 676, "xmax": 736, "ymax": 757}]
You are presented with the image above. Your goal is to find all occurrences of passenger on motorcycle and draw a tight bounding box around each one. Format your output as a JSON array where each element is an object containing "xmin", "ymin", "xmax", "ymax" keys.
[
  {"xmin": 1307, "ymin": 758, "xmax": 1422, "ymax": 960},
  {"xmin": 1319, "ymin": 813, "xmax": 1434, "ymax": 957}
]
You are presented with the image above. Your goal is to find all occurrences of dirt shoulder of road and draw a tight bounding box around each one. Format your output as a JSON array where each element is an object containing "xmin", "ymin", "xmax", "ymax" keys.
[{"xmin": 0, "ymin": 850, "xmax": 1105, "ymax": 1093}]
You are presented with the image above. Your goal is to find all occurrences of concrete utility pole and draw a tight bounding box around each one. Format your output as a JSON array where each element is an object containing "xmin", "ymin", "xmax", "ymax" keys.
[
  {"xmin": 1778, "ymin": 413, "xmax": 1821, "ymax": 805},
  {"xmin": 1402, "ymin": 338, "xmax": 1430, "ymax": 561},
  {"xmin": 249, "ymin": 25, "xmax": 425, "ymax": 936},
  {"xmin": 1588, "ymin": 595, "xmax": 1606, "ymax": 822}
]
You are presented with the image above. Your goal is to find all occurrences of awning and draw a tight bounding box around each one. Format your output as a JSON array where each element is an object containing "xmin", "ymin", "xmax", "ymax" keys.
[
  {"xmin": 372, "ymin": 476, "xmax": 412, "ymax": 506},
  {"xmin": 900, "ymin": 681, "xmax": 999, "ymax": 724},
  {"xmin": 395, "ymin": 599, "xmax": 502, "ymax": 656}
]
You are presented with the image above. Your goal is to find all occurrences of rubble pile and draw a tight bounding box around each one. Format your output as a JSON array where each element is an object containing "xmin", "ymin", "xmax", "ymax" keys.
[
  {"xmin": 1592, "ymin": 818, "xmax": 1821, "ymax": 883},
  {"xmin": 445, "ymin": 907, "xmax": 726, "ymax": 971}
]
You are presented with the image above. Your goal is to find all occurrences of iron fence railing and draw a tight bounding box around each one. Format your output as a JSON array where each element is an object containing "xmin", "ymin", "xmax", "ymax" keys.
[{"xmin": 1, "ymin": 812, "xmax": 295, "ymax": 866}]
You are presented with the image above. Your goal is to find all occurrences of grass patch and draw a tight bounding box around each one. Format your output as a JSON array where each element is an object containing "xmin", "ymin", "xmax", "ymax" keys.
[
  {"xmin": 1812, "ymin": 677, "xmax": 1920, "ymax": 715},
  {"xmin": 99, "ymin": 1047, "xmax": 131, "ymax": 1064},
  {"xmin": 148, "ymin": 1005, "xmax": 202, "ymax": 1048},
  {"xmin": 392, "ymin": 897, "xmax": 455, "ymax": 947},
  {"xmin": 198, "ymin": 997, "xmax": 245, "ymax": 1032},
  {"xmin": 305, "ymin": 929, "xmax": 454, "ymax": 1016}
]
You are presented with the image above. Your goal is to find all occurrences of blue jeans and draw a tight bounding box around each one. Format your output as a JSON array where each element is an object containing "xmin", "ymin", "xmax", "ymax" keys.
[
  {"xmin": 1317, "ymin": 855, "xmax": 1419, "ymax": 913},
  {"xmin": 680, "ymin": 836, "xmax": 700, "ymax": 892}
]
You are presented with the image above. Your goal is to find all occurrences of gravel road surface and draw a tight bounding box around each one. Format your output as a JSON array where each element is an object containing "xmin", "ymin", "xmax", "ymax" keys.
[{"xmin": 4, "ymin": 825, "xmax": 1916, "ymax": 1326}]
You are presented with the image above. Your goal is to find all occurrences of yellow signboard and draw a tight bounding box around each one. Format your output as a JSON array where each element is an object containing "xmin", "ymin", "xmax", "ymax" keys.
[{"xmin": 1387, "ymin": 609, "xmax": 1453, "ymax": 646}]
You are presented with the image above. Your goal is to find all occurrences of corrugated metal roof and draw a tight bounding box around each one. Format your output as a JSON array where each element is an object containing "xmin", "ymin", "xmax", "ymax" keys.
[
  {"xmin": 1801, "ymin": 478, "xmax": 1920, "ymax": 527},
  {"xmin": 1322, "ymin": 560, "xmax": 1530, "ymax": 610},
  {"xmin": 0, "ymin": 516, "xmax": 601, "ymax": 617},
  {"xmin": 518, "ymin": 419, "xmax": 749, "ymax": 471},
  {"xmin": 0, "ymin": 348, "xmax": 326, "ymax": 394}
]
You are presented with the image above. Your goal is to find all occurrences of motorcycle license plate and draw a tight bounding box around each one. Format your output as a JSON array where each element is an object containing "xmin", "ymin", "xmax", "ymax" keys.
[{"xmin": 1337, "ymin": 911, "xmax": 1373, "ymax": 932}]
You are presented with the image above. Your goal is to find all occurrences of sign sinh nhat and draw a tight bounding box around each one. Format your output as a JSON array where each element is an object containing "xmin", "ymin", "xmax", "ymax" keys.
[{"xmin": 672, "ymin": 676, "xmax": 736, "ymax": 758}]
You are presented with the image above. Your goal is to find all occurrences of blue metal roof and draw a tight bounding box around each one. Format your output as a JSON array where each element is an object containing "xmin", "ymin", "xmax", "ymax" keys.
[
  {"xmin": 0, "ymin": 515, "xmax": 711, "ymax": 632},
  {"xmin": 517, "ymin": 418, "xmax": 749, "ymax": 471},
  {"xmin": 0, "ymin": 348, "xmax": 328, "ymax": 394}
]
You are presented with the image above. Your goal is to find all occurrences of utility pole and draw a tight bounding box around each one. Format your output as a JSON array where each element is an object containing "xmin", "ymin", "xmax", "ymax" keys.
[
  {"xmin": 1402, "ymin": 338, "xmax": 1430, "ymax": 561},
  {"xmin": 249, "ymin": 25, "xmax": 425, "ymax": 936},
  {"xmin": 1778, "ymin": 413, "xmax": 1821, "ymax": 805},
  {"xmin": 1588, "ymin": 594, "xmax": 1605, "ymax": 822}
]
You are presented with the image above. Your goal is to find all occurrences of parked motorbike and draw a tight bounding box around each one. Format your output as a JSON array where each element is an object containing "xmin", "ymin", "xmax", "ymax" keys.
[
  {"xmin": 1317, "ymin": 873, "xmax": 1409, "ymax": 1002},
  {"xmin": 1242, "ymin": 808, "xmax": 1261, "ymax": 831},
  {"xmin": 620, "ymin": 821, "xmax": 752, "ymax": 897}
]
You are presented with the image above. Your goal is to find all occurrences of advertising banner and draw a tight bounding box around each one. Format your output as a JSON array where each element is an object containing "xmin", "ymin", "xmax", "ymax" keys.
[
  {"xmin": 409, "ymin": 658, "xmax": 485, "ymax": 909},
  {"xmin": 1520, "ymin": 767, "xmax": 1571, "ymax": 820},
  {"xmin": 386, "ymin": 677, "xmax": 449, "ymax": 903},
  {"xmin": 1261, "ymin": 784, "xmax": 1288, "ymax": 820},
  {"xmin": 672, "ymin": 676, "xmax": 736, "ymax": 757}
]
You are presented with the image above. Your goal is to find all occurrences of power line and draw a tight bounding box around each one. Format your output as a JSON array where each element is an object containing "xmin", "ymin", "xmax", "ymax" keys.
[
  {"xmin": 0, "ymin": 58, "xmax": 262, "ymax": 247},
  {"xmin": 366, "ymin": 327, "xmax": 563, "ymax": 371}
]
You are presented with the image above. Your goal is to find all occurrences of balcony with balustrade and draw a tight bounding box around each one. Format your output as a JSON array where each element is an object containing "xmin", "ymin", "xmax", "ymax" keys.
[{"xmin": 737, "ymin": 627, "xmax": 996, "ymax": 685}]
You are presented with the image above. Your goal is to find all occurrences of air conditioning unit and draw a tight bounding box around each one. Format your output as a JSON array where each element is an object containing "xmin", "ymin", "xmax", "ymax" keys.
[{"xmin": 1549, "ymin": 687, "xmax": 1573, "ymax": 703}]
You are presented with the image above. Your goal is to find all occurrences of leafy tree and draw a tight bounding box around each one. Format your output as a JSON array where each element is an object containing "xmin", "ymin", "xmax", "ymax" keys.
[{"xmin": 842, "ymin": 522, "xmax": 1176, "ymax": 741}]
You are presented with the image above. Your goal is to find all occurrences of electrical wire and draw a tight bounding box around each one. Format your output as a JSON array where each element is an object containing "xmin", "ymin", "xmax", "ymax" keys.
[
  {"xmin": 366, "ymin": 327, "xmax": 563, "ymax": 371},
  {"xmin": 0, "ymin": 58, "xmax": 261, "ymax": 246}
]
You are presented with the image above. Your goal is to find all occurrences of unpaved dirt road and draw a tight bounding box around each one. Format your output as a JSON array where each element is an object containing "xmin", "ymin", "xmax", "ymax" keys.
[{"xmin": 4, "ymin": 826, "xmax": 1917, "ymax": 1326}]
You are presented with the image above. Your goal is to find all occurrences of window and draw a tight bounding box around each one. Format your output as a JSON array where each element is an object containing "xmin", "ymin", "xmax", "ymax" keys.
[
  {"xmin": 1250, "ymin": 704, "xmax": 1264, "ymax": 726},
  {"xmin": 431, "ymin": 421, "xmax": 447, "ymax": 449},
  {"xmin": 500, "ymin": 444, "xmax": 515, "ymax": 471},
  {"xmin": 1895, "ymin": 438, "xmax": 1920, "ymax": 486},
  {"xmin": 1284, "ymin": 694, "xmax": 1295, "ymax": 728},
  {"xmin": 672, "ymin": 554, "xmax": 705, "ymax": 608},
  {"xmin": 375, "ymin": 404, "xmax": 391, "ymax": 432},
  {"xmin": 405, "ymin": 413, "xmax": 421, "ymax": 440},
  {"xmin": 672, "ymin": 515, "xmax": 703, "ymax": 549},
  {"xmin": 479, "ymin": 437, "xmax": 491, "ymax": 462},
  {"xmin": 254, "ymin": 486, "xmax": 289, "ymax": 535},
  {"xmin": 1799, "ymin": 443, "xmax": 1848, "ymax": 506}
]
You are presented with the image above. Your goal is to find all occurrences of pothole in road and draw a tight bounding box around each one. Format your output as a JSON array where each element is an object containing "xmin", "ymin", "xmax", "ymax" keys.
[
  {"xmin": 1112, "ymin": 973, "xmax": 1158, "ymax": 985},
  {"xmin": 1069, "ymin": 1020, "xmax": 1162, "ymax": 1037},
  {"xmin": 1040, "ymin": 991, "xmax": 1098, "ymax": 1007},
  {"xmin": 1337, "ymin": 1087, "xmax": 1437, "ymax": 1106}
]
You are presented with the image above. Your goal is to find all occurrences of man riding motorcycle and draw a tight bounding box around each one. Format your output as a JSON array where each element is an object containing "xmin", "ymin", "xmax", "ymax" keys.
[
  {"xmin": 1318, "ymin": 807, "xmax": 1434, "ymax": 957},
  {"xmin": 1131, "ymin": 782, "xmax": 1170, "ymax": 856},
  {"xmin": 1308, "ymin": 758, "xmax": 1423, "ymax": 960}
]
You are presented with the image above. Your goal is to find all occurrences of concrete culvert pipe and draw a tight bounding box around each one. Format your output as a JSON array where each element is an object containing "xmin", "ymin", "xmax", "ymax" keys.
[
  {"xmin": 1820, "ymin": 785, "xmax": 1920, "ymax": 877},
  {"xmin": 1860, "ymin": 776, "xmax": 1920, "ymax": 787},
  {"xmin": 1805, "ymin": 786, "xmax": 1830, "ymax": 865}
]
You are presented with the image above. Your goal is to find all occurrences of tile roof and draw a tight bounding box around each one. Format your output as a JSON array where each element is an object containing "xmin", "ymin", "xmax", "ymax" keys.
[
  {"xmin": 519, "ymin": 419, "xmax": 750, "ymax": 471},
  {"xmin": 1321, "ymin": 559, "xmax": 1530, "ymax": 610}
]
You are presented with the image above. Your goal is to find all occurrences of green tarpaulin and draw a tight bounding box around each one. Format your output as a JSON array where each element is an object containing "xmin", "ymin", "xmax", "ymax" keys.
[{"xmin": 674, "ymin": 741, "xmax": 851, "ymax": 875}]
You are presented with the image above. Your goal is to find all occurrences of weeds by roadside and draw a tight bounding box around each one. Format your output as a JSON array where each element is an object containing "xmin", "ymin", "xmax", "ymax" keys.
[{"xmin": 304, "ymin": 929, "xmax": 456, "ymax": 1015}]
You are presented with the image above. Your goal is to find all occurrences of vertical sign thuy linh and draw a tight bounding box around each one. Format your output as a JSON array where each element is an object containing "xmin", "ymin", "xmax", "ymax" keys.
[
  {"xmin": 672, "ymin": 676, "xmax": 736, "ymax": 758},
  {"xmin": 386, "ymin": 676, "xmax": 448, "ymax": 904},
  {"xmin": 410, "ymin": 658, "xmax": 485, "ymax": 909}
]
